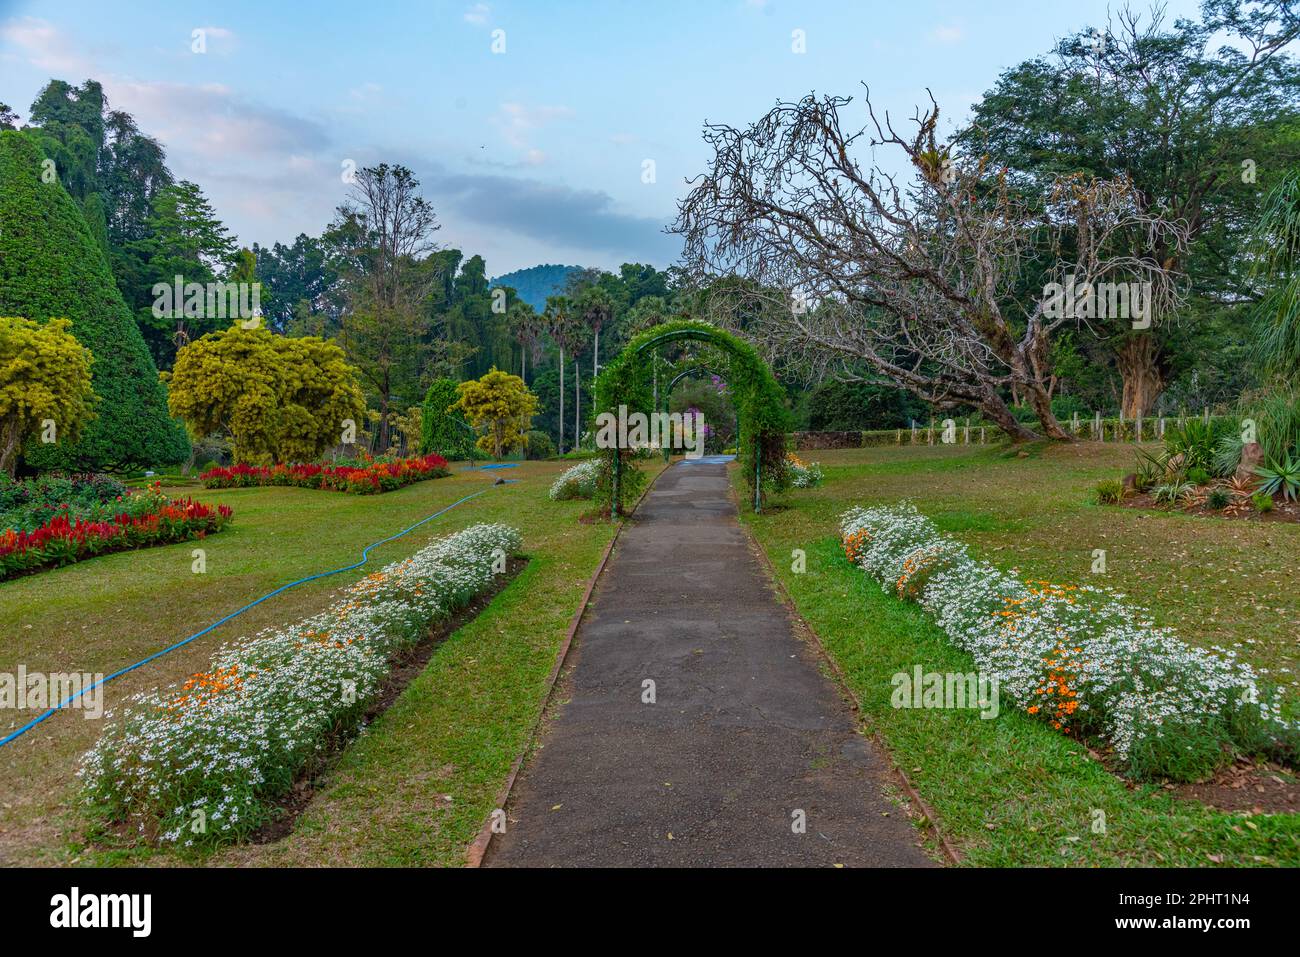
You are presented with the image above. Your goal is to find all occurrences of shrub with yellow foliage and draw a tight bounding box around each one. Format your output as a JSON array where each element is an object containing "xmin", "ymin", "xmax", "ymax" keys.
[
  {"xmin": 0, "ymin": 316, "xmax": 96, "ymax": 476},
  {"xmin": 165, "ymin": 326, "xmax": 365, "ymax": 465},
  {"xmin": 453, "ymin": 368, "xmax": 538, "ymax": 460}
]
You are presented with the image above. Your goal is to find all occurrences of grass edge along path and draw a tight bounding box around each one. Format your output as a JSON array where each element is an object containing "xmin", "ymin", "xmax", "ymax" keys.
[
  {"xmin": 736, "ymin": 478, "xmax": 1300, "ymax": 867},
  {"xmin": 465, "ymin": 458, "xmax": 668, "ymax": 866},
  {"xmin": 192, "ymin": 459, "xmax": 667, "ymax": 868},
  {"xmin": 734, "ymin": 502, "xmax": 962, "ymax": 866}
]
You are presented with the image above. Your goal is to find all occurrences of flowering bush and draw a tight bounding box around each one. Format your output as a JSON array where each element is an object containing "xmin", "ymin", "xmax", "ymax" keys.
[
  {"xmin": 0, "ymin": 482, "xmax": 233, "ymax": 581},
  {"xmin": 786, "ymin": 453, "xmax": 824, "ymax": 489},
  {"xmin": 0, "ymin": 471, "xmax": 130, "ymax": 534},
  {"xmin": 200, "ymin": 453, "xmax": 450, "ymax": 494},
  {"xmin": 80, "ymin": 522, "xmax": 522, "ymax": 846},
  {"xmin": 840, "ymin": 502, "xmax": 1298, "ymax": 780},
  {"xmin": 548, "ymin": 458, "xmax": 603, "ymax": 501}
]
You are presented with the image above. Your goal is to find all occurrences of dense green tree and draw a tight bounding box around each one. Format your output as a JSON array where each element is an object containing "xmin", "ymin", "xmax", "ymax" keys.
[
  {"xmin": 255, "ymin": 233, "xmax": 347, "ymax": 338},
  {"xmin": 453, "ymin": 368, "xmax": 537, "ymax": 460},
  {"xmin": 420, "ymin": 377, "xmax": 473, "ymax": 457},
  {"xmin": 964, "ymin": 0, "xmax": 1300, "ymax": 416},
  {"xmin": 130, "ymin": 180, "xmax": 238, "ymax": 365},
  {"xmin": 22, "ymin": 79, "xmax": 174, "ymax": 301},
  {"xmin": 0, "ymin": 317, "xmax": 96, "ymax": 476},
  {"xmin": 165, "ymin": 326, "xmax": 365, "ymax": 465},
  {"xmin": 329, "ymin": 163, "xmax": 441, "ymax": 449},
  {"xmin": 801, "ymin": 379, "xmax": 928, "ymax": 431},
  {"xmin": 1250, "ymin": 170, "xmax": 1300, "ymax": 381},
  {"xmin": 0, "ymin": 130, "xmax": 189, "ymax": 472}
]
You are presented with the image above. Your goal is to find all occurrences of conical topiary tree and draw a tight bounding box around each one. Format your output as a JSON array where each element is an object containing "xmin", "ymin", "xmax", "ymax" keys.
[{"xmin": 0, "ymin": 129, "xmax": 189, "ymax": 472}]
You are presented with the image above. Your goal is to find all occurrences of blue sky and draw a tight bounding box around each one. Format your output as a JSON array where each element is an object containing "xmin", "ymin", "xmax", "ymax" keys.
[{"xmin": 1, "ymin": 0, "xmax": 1206, "ymax": 276}]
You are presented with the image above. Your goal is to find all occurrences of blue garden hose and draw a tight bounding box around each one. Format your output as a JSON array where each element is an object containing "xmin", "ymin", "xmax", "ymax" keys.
[{"xmin": 0, "ymin": 485, "xmax": 504, "ymax": 749}]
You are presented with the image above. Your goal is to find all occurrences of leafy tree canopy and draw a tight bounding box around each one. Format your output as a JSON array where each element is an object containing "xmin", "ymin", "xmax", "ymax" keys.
[
  {"xmin": 165, "ymin": 325, "xmax": 365, "ymax": 466},
  {"xmin": 0, "ymin": 129, "xmax": 189, "ymax": 472}
]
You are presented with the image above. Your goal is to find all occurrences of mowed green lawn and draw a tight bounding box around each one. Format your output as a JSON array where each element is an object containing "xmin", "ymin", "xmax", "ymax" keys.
[
  {"xmin": 0, "ymin": 459, "xmax": 657, "ymax": 866},
  {"xmin": 741, "ymin": 441, "xmax": 1300, "ymax": 866}
]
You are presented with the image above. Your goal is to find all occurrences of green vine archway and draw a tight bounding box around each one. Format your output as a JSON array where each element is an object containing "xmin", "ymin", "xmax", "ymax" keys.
[{"xmin": 593, "ymin": 318, "xmax": 790, "ymax": 514}]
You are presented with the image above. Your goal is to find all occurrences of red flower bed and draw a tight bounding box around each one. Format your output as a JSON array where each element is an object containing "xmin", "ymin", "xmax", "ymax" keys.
[
  {"xmin": 0, "ymin": 497, "xmax": 234, "ymax": 581},
  {"xmin": 200, "ymin": 454, "xmax": 451, "ymax": 494}
]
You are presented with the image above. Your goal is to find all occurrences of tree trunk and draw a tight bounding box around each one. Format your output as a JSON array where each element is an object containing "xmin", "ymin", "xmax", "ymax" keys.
[
  {"xmin": 593, "ymin": 328, "xmax": 600, "ymax": 380},
  {"xmin": 980, "ymin": 390, "xmax": 1040, "ymax": 442},
  {"xmin": 574, "ymin": 360, "xmax": 580, "ymax": 450},
  {"xmin": 1116, "ymin": 335, "xmax": 1164, "ymax": 419},
  {"xmin": 1021, "ymin": 380, "xmax": 1073, "ymax": 441},
  {"xmin": 378, "ymin": 370, "xmax": 391, "ymax": 453},
  {"xmin": 558, "ymin": 346, "xmax": 565, "ymax": 454},
  {"xmin": 0, "ymin": 417, "xmax": 22, "ymax": 477}
]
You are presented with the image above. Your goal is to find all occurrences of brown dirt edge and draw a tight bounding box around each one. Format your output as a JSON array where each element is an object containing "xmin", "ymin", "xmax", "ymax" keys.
[
  {"xmin": 249, "ymin": 556, "xmax": 528, "ymax": 844},
  {"xmin": 464, "ymin": 463, "xmax": 666, "ymax": 867},
  {"xmin": 89, "ymin": 556, "xmax": 528, "ymax": 852},
  {"xmin": 1170, "ymin": 760, "xmax": 1300, "ymax": 815},
  {"xmin": 1118, "ymin": 492, "xmax": 1299, "ymax": 523},
  {"xmin": 731, "ymin": 482, "xmax": 962, "ymax": 867}
]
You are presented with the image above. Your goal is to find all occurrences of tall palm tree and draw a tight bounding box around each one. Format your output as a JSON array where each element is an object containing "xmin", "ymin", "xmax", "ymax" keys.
[
  {"xmin": 577, "ymin": 286, "xmax": 614, "ymax": 380},
  {"xmin": 544, "ymin": 295, "xmax": 578, "ymax": 452},
  {"xmin": 508, "ymin": 301, "xmax": 541, "ymax": 384}
]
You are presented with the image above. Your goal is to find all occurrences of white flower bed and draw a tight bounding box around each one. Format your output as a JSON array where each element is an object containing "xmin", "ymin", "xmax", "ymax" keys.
[
  {"xmin": 787, "ymin": 455, "xmax": 824, "ymax": 489},
  {"xmin": 840, "ymin": 502, "xmax": 1296, "ymax": 780},
  {"xmin": 548, "ymin": 458, "xmax": 602, "ymax": 500},
  {"xmin": 80, "ymin": 522, "xmax": 522, "ymax": 845}
]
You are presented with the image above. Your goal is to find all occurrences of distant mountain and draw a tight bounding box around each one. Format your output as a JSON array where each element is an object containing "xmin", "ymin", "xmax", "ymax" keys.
[{"xmin": 489, "ymin": 264, "xmax": 582, "ymax": 311}]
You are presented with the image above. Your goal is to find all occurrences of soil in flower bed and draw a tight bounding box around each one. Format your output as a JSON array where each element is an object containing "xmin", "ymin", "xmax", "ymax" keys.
[
  {"xmin": 1172, "ymin": 760, "xmax": 1300, "ymax": 815},
  {"xmin": 248, "ymin": 556, "xmax": 528, "ymax": 845},
  {"xmin": 1120, "ymin": 492, "xmax": 1300, "ymax": 523}
]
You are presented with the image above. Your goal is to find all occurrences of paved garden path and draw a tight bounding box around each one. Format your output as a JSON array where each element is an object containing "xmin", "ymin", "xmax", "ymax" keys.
[{"xmin": 484, "ymin": 460, "xmax": 934, "ymax": 867}]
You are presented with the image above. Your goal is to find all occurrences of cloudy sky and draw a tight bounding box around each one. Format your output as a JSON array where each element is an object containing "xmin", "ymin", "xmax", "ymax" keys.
[{"xmin": 1, "ymin": 0, "xmax": 1204, "ymax": 276}]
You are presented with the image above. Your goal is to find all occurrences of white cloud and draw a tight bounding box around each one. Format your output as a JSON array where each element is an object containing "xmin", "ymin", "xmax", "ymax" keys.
[
  {"xmin": 347, "ymin": 81, "xmax": 382, "ymax": 102},
  {"xmin": 109, "ymin": 80, "xmax": 330, "ymax": 158},
  {"xmin": 494, "ymin": 102, "xmax": 574, "ymax": 150},
  {"xmin": 931, "ymin": 24, "xmax": 963, "ymax": 45},
  {"xmin": 1, "ymin": 16, "xmax": 94, "ymax": 74},
  {"xmin": 464, "ymin": 4, "xmax": 491, "ymax": 26},
  {"xmin": 192, "ymin": 25, "xmax": 237, "ymax": 55}
]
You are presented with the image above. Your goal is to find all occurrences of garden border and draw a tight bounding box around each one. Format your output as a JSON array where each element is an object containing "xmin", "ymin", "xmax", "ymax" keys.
[
  {"xmin": 465, "ymin": 461, "xmax": 666, "ymax": 866},
  {"xmin": 0, "ymin": 486, "xmax": 496, "ymax": 750}
]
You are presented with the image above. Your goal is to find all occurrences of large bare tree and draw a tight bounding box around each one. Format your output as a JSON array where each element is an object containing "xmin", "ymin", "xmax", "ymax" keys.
[
  {"xmin": 673, "ymin": 89, "xmax": 1185, "ymax": 439},
  {"xmin": 331, "ymin": 163, "xmax": 440, "ymax": 450}
]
